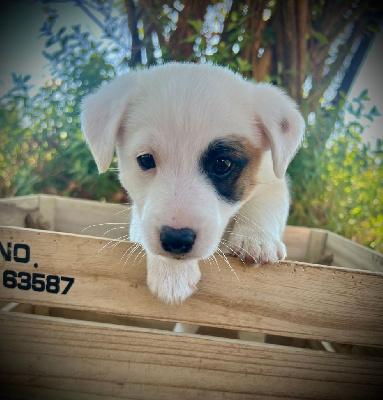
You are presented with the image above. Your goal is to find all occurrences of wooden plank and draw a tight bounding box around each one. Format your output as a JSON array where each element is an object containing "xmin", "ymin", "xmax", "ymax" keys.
[
  {"xmin": 306, "ymin": 229, "xmax": 329, "ymax": 264},
  {"xmin": 39, "ymin": 196, "xmax": 56, "ymax": 231},
  {"xmin": 1, "ymin": 312, "xmax": 382, "ymax": 400},
  {"xmin": 326, "ymin": 232, "xmax": 383, "ymax": 272},
  {"xmin": 1, "ymin": 227, "xmax": 383, "ymax": 346},
  {"xmin": 54, "ymin": 198, "xmax": 311, "ymax": 260},
  {"xmin": 1, "ymin": 302, "xmax": 34, "ymax": 313},
  {"xmin": 0, "ymin": 195, "xmax": 131, "ymax": 239},
  {"xmin": 49, "ymin": 307, "xmax": 175, "ymax": 331},
  {"xmin": 0, "ymin": 302, "xmax": 18, "ymax": 312},
  {"xmin": 1, "ymin": 385, "xmax": 115, "ymax": 400},
  {"xmin": 34, "ymin": 305, "xmax": 50, "ymax": 316},
  {"xmin": 54, "ymin": 196, "xmax": 131, "ymax": 238},
  {"xmin": 0, "ymin": 195, "xmax": 310, "ymax": 259},
  {"xmin": 282, "ymin": 225, "xmax": 311, "ymax": 262},
  {"xmin": 0, "ymin": 194, "xmax": 40, "ymax": 209},
  {"xmin": 0, "ymin": 201, "xmax": 40, "ymax": 228},
  {"xmin": 0, "ymin": 195, "xmax": 53, "ymax": 230}
]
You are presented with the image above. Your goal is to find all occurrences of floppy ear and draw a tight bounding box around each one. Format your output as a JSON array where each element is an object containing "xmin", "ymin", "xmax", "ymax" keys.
[
  {"xmin": 80, "ymin": 73, "xmax": 138, "ymax": 173},
  {"xmin": 253, "ymin": 83, "xmax": 305, "ymax": 179}
]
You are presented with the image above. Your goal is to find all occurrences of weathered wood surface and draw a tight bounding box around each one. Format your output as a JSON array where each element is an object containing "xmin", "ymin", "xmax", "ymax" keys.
[
  {"xmin": 1, "ymin": 311, "xmax": 382, "ymax": 400},
  {"xmin": 0, "ymin": 195, "xmax": 310, "ymax": 261},
  {"xmin": 326, "ymin": 231, "xmax": 383, "ymax": 272},
  {"xmin": 1, "ymin": 226, "xmax": 383, "ymax": 346},
  {"xmin": 0, "ymin": 197, "xmax": 48, "ymax": 230},
  {"xmin": 3, "ymin": 195, "xmax": 382, "ymax": 270},
  {"xmin": 0, "ymin": 195, "xmax": 129, "ymax": 239}
]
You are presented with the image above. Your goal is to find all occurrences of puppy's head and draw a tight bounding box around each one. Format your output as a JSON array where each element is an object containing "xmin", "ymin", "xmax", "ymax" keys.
[{"xmin": 81, "ymin": 63, "xmax": 304, "ymax": 261}]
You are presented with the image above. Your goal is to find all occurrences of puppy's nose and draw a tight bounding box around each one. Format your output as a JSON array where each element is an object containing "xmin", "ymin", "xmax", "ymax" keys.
[{"xmin": 160, "ymin": 226, "xmax": 196, "ymax": 255}]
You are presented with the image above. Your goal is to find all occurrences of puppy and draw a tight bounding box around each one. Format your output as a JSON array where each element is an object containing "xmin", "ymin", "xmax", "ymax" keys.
[{"xmin": 81, "ymin": 63, "xmax": 305, "ymax": 304}]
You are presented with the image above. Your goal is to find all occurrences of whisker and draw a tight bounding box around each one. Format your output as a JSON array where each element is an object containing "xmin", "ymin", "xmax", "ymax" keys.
[
  {"xmin": 234, "ymin": 212, "xmax": 273, "ymax": 240},
  {"xmin": 220, "ymin": 239, "xmax": 248, "ymax": 267},
  {"xmin": 216, "ymin": 248, "xmax": 240, "ymax": 280},
  {"xmin": 203, "ymin": 255, "xmax": 216, "ymax": 273},
  {"xmin": 81, "ymin": 222, "xmax": 129, "ymax": 234},
  {"xmin": 232, "ymin": 215, "xmax": 242, "ymax": 228},
  {"xmin": 101, "ymin": 225, "xmax": 129, "ymax": 237},
  {"xmin": 99, "ymin": 231, "xmax": 132, "ymax": 255},
  {"xmin": 133, "ymin": 246, "xmax": 146, "ymax": 267},
  {"xmin": 121, "ymin": 243, "xmax": 142, "ymax": 271},
  {"xmin": 206, "ymin": 256, "xmax": 214, "ymax": 272},
  {"xmin": 235, "ymin": 212, "xmax": 263, "ymax": 230},
  {"xmin": 137, "ymin": 250, "xmax": 147, "ymax": 265},
  {"xmin": 120, "ymin": 242, "xmax": 139, "ymax": 264},
  {"xmin": 113, "ymin": 207, "xmax": 132, "ymax": 218},
  {"xmin": 111, "ymin": 234, "xmax": 131, "ymax": 249},
  {"xmin": 210, "ymin": 253, "xmax": 221, "ymax": 272},
  {"xmin": 97, "ymin": 238, "xmax": 120, "ymax": 254},
  {"xmin": 255, "ymin": 179, "xmax": 278, "ymax": 185},
  {"xmin": 223, "ymin": 231, "xmax": 257, "ymax": 239}
]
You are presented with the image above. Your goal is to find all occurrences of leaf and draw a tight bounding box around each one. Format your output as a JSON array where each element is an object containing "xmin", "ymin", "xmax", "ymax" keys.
[
  {"xmin": 357, "ymin": 88, "xmax": 370, "ymax": 102},
  {"xmin": 187, "ymin": 19, "xmax": 203, "ymax": 33},
  {"xmin": 226, "ymin": 22, "xmax": 238, "ymax": 31},
  {"xmin": 369, "ymin": 105, "xmax": 381, "ymax": 117},
  {"xmin": 312, "ymin": 30, "xmax": 329, "ymax": 45},
  {"xmin": 45, "ymin": 36, "xmax": 57, "ymax": 48},
  {"xmin": 364, "ymin": 114, "xmax": 374, "ymax": 122},
  {"xmin": 72, "ymin": 24, "xmax": 81, "ymax": 35},
  {"xmin": 236, "ymin": 57, "xmax": 251, "ymax": 72},
  {"xmin": 57, "ymin": 27, "xmax": 67, "ymax": 38},
  {"xmin": 60, "ymin": 36, "xmax": 69, "ymax": 50},
  {"xmin": 182, "ymin": 35, "xmax": 198, "ymax": 43}
]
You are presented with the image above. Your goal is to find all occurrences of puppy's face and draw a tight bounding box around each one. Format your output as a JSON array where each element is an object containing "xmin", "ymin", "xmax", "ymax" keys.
[{"xmin": 81, "ymin": 64, "xmax": 304, "ymax": 261}]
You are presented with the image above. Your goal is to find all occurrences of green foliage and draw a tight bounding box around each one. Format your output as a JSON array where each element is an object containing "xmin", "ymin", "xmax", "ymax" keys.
[
  {"xmin": 0, "ymin": 52, "xmax": 123, "ymax": 201},
  {"xmin": 288, "ymin": 94, "xmax": 382, "ymax": 252}
]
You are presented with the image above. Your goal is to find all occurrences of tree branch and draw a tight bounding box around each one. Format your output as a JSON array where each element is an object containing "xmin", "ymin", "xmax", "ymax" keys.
[{"xmin": 124, "ymin": 0, "xmax": 142, "ymax": 65}]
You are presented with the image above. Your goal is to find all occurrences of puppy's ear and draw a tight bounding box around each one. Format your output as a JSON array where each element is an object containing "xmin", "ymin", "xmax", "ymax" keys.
[
  {"xmin": 80, "ymin": 74, "xmax": 137, "ymax": 173},
  {"xmin": 253, "ymin": 83, "xmax": 305, "ymax": 179}
]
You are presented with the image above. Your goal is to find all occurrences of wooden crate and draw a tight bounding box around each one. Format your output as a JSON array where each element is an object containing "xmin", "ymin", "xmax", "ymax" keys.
[{"xmin": 0, "ymin": 194, "xmax": 382, "ymax": 399}]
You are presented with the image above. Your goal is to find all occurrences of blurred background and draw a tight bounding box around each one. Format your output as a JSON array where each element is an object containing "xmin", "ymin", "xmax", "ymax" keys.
[{"xmin": 0, "ymin": 0, "xmax": 382, "ymax": 252}]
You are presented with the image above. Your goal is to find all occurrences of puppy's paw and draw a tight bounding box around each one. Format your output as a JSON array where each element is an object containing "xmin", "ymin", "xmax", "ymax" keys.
[
  {"xmin": 228, "ymin": 226, "xmax": 286, "ymax": 266},
  {"xmin": 147, "ymin": 256, "xmax": 201, "ymax": 305}
]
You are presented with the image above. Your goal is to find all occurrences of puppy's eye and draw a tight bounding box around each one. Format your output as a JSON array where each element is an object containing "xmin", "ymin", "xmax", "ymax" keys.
[
  {"xmin": 137, "ymin": 154, "xmax": 156, "ymax": 170},
  {"xmin": 212, "ymin": 158, "xmax": 234, "ymax": 177}
]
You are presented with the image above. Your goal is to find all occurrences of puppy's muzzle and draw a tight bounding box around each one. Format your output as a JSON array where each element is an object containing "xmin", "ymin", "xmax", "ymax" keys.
[{"xmin": 160, "ymin": 226, "xmax": 196, "ymax": 255}]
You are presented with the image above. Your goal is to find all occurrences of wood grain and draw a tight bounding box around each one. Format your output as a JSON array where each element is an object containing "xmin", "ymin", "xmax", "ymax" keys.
[
  {"xmin": 306, "ymin": 229, "xmax": 328, "ymax": 264},
  {"xmin": 0, "ymin": 311, "xmax": 382, "ymax": 400},
  {"xmin": 326, "ymin": 231, "xmax": 383, "ymax": 272},
  {"xmin": 54, "ymin": 196, "xmax": 130, "ymax": 238},
  {"xmin": 282, "ymin": 225, "xmax": 311, "ymax": 262},
  {"xmin": 1, "ymin": 226, "xmax": 383, "ymax": 346},
  {"xmin": 4, "ymin": 195, "xmax": 382, "ymax": 270},
  {"xmin": 1, "ymin": 195, "xmax": 311, "ymax": 258},
  {"xmin": 0, "ymin": 195, "xmax": 130, "ymax": 239}
]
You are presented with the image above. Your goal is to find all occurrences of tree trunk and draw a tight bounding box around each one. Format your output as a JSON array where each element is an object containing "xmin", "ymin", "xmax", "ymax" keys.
[{"xmin": 272, "ymin": 0, "xmax": 310, "ymax": 104}]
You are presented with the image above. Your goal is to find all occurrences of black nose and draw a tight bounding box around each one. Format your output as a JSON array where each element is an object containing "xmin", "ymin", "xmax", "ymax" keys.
[{"xmin": 160, "ymin": 226, "xmax": 196, "ymax": 255}]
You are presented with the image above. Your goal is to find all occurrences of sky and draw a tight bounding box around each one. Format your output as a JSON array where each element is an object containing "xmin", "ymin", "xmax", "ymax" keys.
[
  {"xmin": 0, "ymin": 0, "xmax": 101, "ymax": 93},
  {"xmin": 1, "ymin": 0, "xmax": 382, "ymax": 146},
  {"xmin": 347, "ymin": 31, "xmax": 383, "ymax": 145}
]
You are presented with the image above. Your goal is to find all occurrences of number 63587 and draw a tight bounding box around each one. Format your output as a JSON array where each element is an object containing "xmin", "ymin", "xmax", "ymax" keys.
[{"xmin": 2, "ymin": 270, "xmax": 75, "ymax": 295}]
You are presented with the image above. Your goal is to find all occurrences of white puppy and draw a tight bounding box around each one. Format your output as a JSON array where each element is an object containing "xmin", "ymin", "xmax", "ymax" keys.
[{"xmin": 81, "ymin": 63, "xmax": 305, "ymax": 304}]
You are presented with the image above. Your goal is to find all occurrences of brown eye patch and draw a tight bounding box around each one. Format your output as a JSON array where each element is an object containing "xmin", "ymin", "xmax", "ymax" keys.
[{"xmin": 199, "ymin": 137, "xmax": 262, "ymax": 203}]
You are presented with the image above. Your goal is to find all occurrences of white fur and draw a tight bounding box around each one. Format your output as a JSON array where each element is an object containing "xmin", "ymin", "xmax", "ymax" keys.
[{"xmin": 81, "ymin": 63, "xmax": 305, "ymax": 304}]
